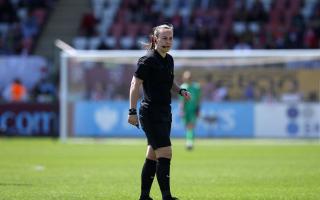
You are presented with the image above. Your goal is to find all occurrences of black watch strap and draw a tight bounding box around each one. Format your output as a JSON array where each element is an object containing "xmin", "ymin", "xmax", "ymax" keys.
[
  {"xmin": 129, "ymin": 108, "xmax": 137, "ymax": 115},
  {"xmin": 179, "ymin": 88, "xmax": 187, "ymax": 96}
]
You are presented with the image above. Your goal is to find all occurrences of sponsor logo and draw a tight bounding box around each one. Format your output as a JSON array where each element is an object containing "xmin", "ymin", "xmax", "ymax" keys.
[
  {"xmin": 94, "ymin": 106, "xmax": 118, "ymax": 131},
  {"xmin": 286, "ymin": 105, "xmax": 320, "ymax": 137},
  {"xmin": 0, "ymin": 111, "xmax": 58, "ymax": 135}
]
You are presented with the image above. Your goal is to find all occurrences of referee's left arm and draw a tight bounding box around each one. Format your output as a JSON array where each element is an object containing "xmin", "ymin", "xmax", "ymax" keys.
[
  {"xmin": 171, "ymin": 81, "xmax": 181, "ymax": 94},
  {"xmin": 172, "ymin": 81, "xmax": 191, "ymax": 100}
]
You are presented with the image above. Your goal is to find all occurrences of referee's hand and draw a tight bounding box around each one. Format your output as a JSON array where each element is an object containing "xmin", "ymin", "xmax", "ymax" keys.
[{"xmin": 128, "ymin": 115, "xmax": 139, "ymax": 128}]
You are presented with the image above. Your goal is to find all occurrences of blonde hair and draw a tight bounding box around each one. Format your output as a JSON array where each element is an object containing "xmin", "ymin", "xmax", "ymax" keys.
[{"xmin": 142, "ymin": 24, "xmax": 174, "ymax": 50}]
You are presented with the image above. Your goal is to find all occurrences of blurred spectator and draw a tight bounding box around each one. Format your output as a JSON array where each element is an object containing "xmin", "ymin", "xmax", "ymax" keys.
[
  {"xmin": 19, "ymin": 12, "xmax": 39, "ymax": 54},
  {"xmin": 243, "ymin": 81, "xmax": 255, "ymax": 101},
  {"xmin": 284, "ymin": 26, "xmax": 303, "ymax": 49},
  {"xmin": 79, "ymin": 10, "xmax": 97, "ymax": 37},
  {"xmin": 212, "ymin": 81, "xmax": 228, "ymax": 102},
  {"xmin": 21, "ymin": 12, "xmax": 39, "ymax": 39},
  {"xmin": 89, "ymin": 82, "xmax": 107, "ymax": 101},
  {"xmin": 31, "ymin": 77, "xmax": 56, "ymax": 102},
  {"xmin": 201, "ymin": 74, "xmax": 215, "ymax": 101},
  {"xmin": 2, "ymin": 78, "xmax": 28, "ymax": 102},
  {"xmin": 259, "ymin": 88, "xmax": 277, "ymax": 103},
  {"xmin": 303, "ymin": 27, "xmax": 319, "ymax": 48},
  {"xmin": 280, "ymin": 81, "xmax": 302, "ymax": 103}
]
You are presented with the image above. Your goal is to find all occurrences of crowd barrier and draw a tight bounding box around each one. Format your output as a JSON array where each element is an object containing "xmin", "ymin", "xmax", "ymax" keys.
[
  {"xmin": 74, "ymin": 101, "xmax": 320, "ymax": 138},
  {"xmin": 1, "ymin": 101, "xmax": 318, "ymax": 138}
]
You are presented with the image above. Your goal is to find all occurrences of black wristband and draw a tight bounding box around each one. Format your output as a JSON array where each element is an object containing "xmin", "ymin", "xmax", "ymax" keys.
[
  {"xmin": 129, "ymin": 108, "xmax": 137, "ymax": 115},
  {"xmin": 179, "ymin": 88, "xmax": 187, "ymax": 96}
]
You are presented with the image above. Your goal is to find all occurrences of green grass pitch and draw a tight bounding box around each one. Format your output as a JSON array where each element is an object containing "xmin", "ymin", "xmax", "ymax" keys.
[{"xmin": 0, "ymin": 138, "xmax": 319, "ymax": 200}]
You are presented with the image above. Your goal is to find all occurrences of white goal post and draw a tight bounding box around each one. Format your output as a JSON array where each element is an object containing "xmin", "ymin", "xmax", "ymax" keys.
[{"xmin": 56, "ymin": 40, "xmax": 320, "ymax": 142}]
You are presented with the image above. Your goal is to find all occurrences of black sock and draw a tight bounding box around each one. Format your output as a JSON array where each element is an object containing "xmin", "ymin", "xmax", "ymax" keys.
[
  {"xmin": 156, "ymin": 157, "xmax": 172, "ymax": 199},
  {"xmin": 140, "ymin": 158, "xmax": 157, "ymax": 199}
]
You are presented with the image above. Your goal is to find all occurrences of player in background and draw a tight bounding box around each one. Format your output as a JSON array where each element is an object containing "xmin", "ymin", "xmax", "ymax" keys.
[{"xmin": 179, "ymin": 70, "xmax": 201, "ymax": 150}]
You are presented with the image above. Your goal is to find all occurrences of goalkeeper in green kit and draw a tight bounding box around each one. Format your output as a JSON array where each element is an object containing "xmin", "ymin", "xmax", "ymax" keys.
[{"xmin": 179, "ymin": 70, "xmax": 201, "ymax": 150}]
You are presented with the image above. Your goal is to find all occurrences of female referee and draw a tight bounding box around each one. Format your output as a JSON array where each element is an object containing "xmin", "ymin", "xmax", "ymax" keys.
[{"xmin": 128, "ymin": 24, "xmax": 190, "ymax": 200}]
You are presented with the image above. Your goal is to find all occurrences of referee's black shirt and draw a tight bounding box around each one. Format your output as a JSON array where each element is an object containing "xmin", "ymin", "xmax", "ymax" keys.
[{"xmin": 134, "ymin": 49, "xmax": 174, "ymax": 109}]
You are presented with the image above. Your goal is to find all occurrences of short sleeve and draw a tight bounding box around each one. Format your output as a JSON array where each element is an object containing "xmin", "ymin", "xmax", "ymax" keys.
[{"xmin": 134, "ymin": 57, "xmax": 149, "ymax": 81}]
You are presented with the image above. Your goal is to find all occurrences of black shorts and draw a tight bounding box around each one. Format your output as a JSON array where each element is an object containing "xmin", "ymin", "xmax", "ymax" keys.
[{"xmin": 139, "ymin": 106, "xmax": 172, "ymax": 150}]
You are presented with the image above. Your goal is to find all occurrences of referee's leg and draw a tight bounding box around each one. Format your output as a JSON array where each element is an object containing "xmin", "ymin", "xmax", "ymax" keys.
[
  {"xmin": 139, "ymin": 146, "xmax": 157, "ymax": 200},
  {"xmin": 155, "ymin": 146, "xmax": 175, "ymax": 200}
]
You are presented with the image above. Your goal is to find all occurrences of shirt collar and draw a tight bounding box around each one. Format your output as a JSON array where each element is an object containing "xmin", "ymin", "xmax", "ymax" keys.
[{"xmin": 153, "ymin": 49, "xmax": 167, "ymax": 60}]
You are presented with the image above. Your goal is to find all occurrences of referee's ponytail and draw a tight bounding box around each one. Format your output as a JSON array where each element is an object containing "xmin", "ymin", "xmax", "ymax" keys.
[{"xmin": 141, "ymin": 23, "xmax": 174, "ymax": 50}]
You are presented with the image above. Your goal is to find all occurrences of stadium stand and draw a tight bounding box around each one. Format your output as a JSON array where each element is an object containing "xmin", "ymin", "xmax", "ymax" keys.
[
  {"xmin": 0, "ymin": 0, "xmax": 57, "ymax": 55},
  {"xmin": 1, "ymin": 0, "xmax": 319, "ymax": 103},
  {"xmin": 73, "ymin": 0, "xmax": 320, "ymax": 50},
  {"xmin": 1, "ymin": 0, "xmax": 319, "ymax": 52},
  {"xmin": 0, "ymin": 0, "xmax": 58, "ymax": 103}
]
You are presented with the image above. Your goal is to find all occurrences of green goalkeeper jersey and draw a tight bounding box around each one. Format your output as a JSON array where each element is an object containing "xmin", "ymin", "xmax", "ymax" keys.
[{"xmin": 180, "ymin": 82, "xmax": 201, "ymax": 113}]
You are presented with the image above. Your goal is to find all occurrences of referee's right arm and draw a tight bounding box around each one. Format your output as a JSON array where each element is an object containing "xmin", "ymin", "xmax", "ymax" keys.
[
  {"xmin": 129, "ymin": 76, "xmax": 142, "ymax": 109},
  {"xmin": 128, "ymin": 76, "xmax": 143, "ymax": 126}
]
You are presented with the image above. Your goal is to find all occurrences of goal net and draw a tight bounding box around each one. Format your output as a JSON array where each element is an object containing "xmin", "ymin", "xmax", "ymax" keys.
[{"xmin": 58, "ymin": 44, "xmax": 320, "ymax": 141}]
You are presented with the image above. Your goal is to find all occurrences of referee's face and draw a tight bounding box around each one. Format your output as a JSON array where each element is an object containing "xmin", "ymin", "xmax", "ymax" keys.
[{"xmin": 156, "ymin": 28, "xmax": 173, "ymax": 54}]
